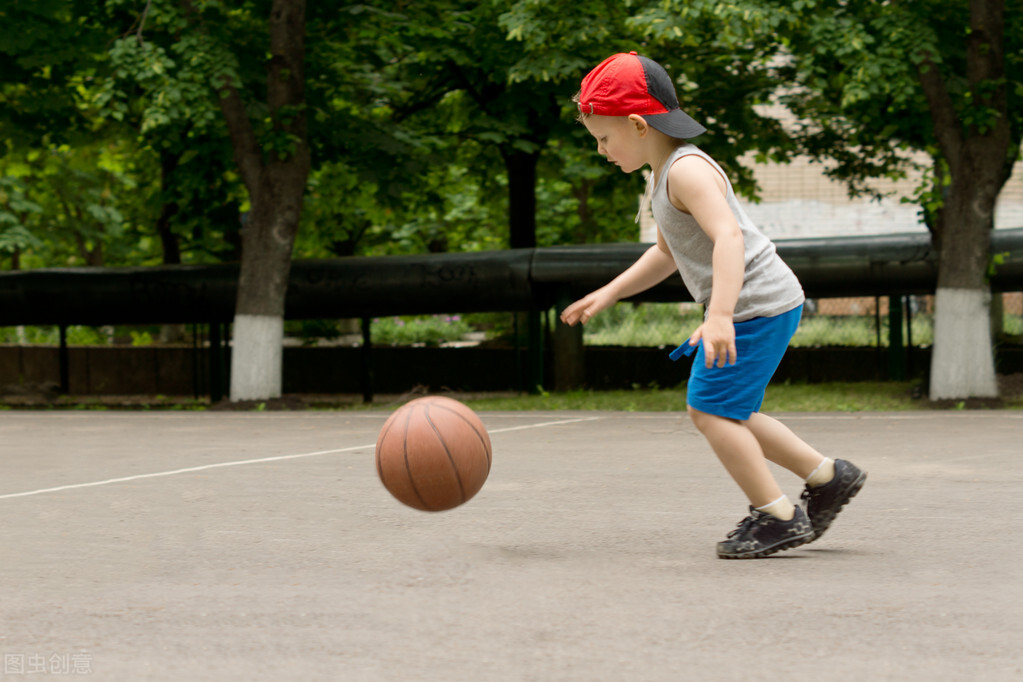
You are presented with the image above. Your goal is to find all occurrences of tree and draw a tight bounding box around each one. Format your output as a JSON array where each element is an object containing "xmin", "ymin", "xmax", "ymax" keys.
[
  {"xmin": 208, "ymin": 0, "xmax": 310, "ymax": 401},
  {"xmin": 0, "ymin": 0, "xmax": 107, "ymax": 145},
  {"xmin": 371, "ymin": 1, "xmax": 627, "ymax": 251},
  {"xmin": 108, "ymin": 0, "xmax": 311, "ymax": 400},
  {"xmin": 98, "ymin": 18, "xmax": 244, "ymax": 267},
  {"xmin": 0, "ymin": 175, "xmax": 43, "ymax": 270},
  {"xmin": 778, "ymin": 0, "xmax": 1022, "ymax": 400},
  {"xmin": 0, "ymin": 0, "xmax": 122, "ymax": 270},
  {"xmin": 500, "ymin": 0, "xmax": 799, "ymax": 228},
  {"xmin": 0, "ymin": 134, "xmax": 161, "ymax": 271}
]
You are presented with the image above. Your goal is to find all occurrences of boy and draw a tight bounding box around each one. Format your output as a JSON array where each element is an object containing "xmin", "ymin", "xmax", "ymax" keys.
[{"xmin": 560, "ymin": 52, "xmax": 866, "ymax": 559}]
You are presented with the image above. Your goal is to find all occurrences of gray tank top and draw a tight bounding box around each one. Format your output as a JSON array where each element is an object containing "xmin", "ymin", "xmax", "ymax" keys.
[{"xmin": 651, "ymin": 144, "xmax": 804, "ymax": 322}]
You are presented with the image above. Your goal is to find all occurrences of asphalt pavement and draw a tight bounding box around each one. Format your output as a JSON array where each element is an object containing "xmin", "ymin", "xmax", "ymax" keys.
[{"xmin": 1, "ymin": 410, "xmax": 1020, "ymax": 681}]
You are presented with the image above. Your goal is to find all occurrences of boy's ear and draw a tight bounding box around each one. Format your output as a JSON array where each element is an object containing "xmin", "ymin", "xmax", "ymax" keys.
[{"xmin": 627, "ymin": 114, "xmax": 650, "ymax": 136}]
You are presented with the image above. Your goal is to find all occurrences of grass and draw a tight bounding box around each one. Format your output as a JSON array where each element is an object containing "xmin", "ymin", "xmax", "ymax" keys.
[
  {"xmin": 304, "ymin": 379, "xmax": 1018, "ymax": 412},
  {"xmin": 5, "ymin": 381, "xmax": 1023, "ymax": 413},
  {"xmin": 580, "ymin": 303, "xmax": 920, "ymax": 348},
  {"xmin": 457, "ymin": 381, "xmax": 928, "ymax": 413}
]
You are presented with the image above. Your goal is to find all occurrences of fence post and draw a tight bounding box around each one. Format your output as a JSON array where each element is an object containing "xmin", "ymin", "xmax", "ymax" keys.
[
  {"xmin": 58, "ymin": 325, "xmax": 69, "ymax": 394},
  {"xmin": 552, "ymin": 287, "xmax": 584, "ymax": 391},
  {"xmin": 527, "ymin": 307, "xmax": 543, "ymax": 394},
  {"xmin": 361, "ymin": 316, "xmax": 374, "ymax": 404},
  {"xmin": 191, "ymin": 322, "xmax": 201, "ymax": 400},
  {"xmin": 888, "ymin": 295, "xmax": 905, "ymax": 380},
  {"xmin": 906, "ymin": 296, "xmax": 915, "ymax": 379},
  {"xmin": 209, "ymin": 322, "xmax": 224, "ymax": 403}
]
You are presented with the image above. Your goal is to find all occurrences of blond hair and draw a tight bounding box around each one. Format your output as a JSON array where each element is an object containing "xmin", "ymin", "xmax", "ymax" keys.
[{"xmin": 571, "ymin": 91, "xmax": 590, "ymax": 123}]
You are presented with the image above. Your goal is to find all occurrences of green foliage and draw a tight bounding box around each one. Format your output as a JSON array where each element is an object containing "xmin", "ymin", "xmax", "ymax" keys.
[
  {"xmin": 0, "ymin": 324, "xmax": 171, "ymax": 346},
  {"xmin": 583, "ymin": 303, "xmax": 703, "ymax": 347},
  {"xmin": 90, "ymin": 2, "xmax": 253, "ymax": 264},
  {"xmin": 2, "ymin": 0, "xmax": 1020, "ymax": 308},
  {"xmin": 0, "ymin": 176, "xmax": 44, "ymax": 259},
  {"xmin": 989, "ymin": 251, "xmax": 1011, "ymax": 278},
  {"xmin": 3, "ymin": 0, "xmax": 800, "ymax": 270},
  {"xmin": 0, "ymin": 0, "xmax": 109, "ymax": 145},
  {"xmin": 129, "ymin": 330, "xmax": 155, "ymax": 346},
  {"xmin": 66, "ymin": 326, "xmax": 110, "ymax": 346},
  {"xmin": 294, "ymin": 162, "xmax": 382, "ymax": 258},
  {"xmin": 777, "ymin": 0, "xmax": 1023, "ymax": 207},
  {"xmin": 500, "ymin": 0, "xmax": 638, "ymax": 84},
  {"xmin": 371, "ymin": 315, "xmax": 474, "ymax": 347},
  {"xmin": 0, "ymin": 138, "xmax": 155, "ymax": 268},
  {"xmin": 577, "ymin": 301, "xmax": 945, "ymax": 349},
  {"xmin": 285, "ymin": 319, "xmax": 344, "ymax": 346},
  {"xmin": 99, "ymin": 34, "xmax": 228, "ymax": 133}
]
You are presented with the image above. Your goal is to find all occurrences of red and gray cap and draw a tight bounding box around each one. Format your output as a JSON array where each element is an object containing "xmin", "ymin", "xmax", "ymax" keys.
[{"xmin": 578, "ymin": 52, "xmax": 706, "ymax": 139}]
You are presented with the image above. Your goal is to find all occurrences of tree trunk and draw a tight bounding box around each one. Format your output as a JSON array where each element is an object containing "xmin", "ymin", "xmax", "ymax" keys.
[
  {"xmin": 230, "ymin": 175, "xmax": 305, "ymax": 400},
  {"xmin": 929, "ymin": 192, "xmax": 998, "ymax": 399},
  {"xmin": 156, "ymin": 148, "xmax": 183, "ymax": 266},
  {"xmin": 918, "ymin": 0, "xmax": 1012, "ymax": 401},
  {"xmin": 573, "ymin": 178, "xmax": 594, "ymax": 243},
  {"xmin": 157, "ymin": 149, "xmax": 186, "ymax": 344},
  {"xmin": 505, "ymin": 148, "xmax": 539, "ymax": 249},
  {"xmin": 74, "ymin": 231, "xmax": 104, "ymax": 267},
  {"xmin": 208, "ymin": 0, "xmax": 310, "ymax": 402}
]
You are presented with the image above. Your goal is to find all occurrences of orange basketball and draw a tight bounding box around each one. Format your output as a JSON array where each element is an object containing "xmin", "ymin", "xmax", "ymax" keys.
[{"xmin": 375, "ymin": 396, "xmax": 492, "ymax": 512}]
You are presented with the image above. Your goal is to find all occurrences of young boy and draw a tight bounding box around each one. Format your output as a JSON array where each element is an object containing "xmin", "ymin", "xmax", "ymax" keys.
[{"xmin": 560, "ymin": 52, "xmax": 866, "ymax": 559}]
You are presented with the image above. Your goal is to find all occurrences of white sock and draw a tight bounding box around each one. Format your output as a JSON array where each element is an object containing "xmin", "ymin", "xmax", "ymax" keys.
[
  {"xmin": 755, "ymin": 495, "xmax": 795, "ymax": 521},
  {"xmin": 806, "ymin": 458, "xmax": 836, "ymax": 488}
]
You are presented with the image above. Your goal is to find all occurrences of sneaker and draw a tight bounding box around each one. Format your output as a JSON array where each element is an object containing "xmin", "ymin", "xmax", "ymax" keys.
[
  {"xmin": 800, "ymin": 459, "xmax": 867, "ymax": 541},
  {"xmin": 716, "ymin": 506, "xmax": 814, "ymax": 559}
]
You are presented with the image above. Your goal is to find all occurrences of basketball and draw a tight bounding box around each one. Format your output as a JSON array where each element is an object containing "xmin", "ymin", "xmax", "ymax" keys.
[{"xmin": 375, "ymin": 396, "xmax": 492, "ymax": 512}]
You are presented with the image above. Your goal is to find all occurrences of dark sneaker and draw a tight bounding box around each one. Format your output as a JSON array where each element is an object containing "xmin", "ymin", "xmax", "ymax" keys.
[
  {"xmin": 716, "ymin": 506, "xmax": 814, "ymax": 559},
  {"xmin": 800, "ymin": 459, "xmax": 867, "ymax": 541}
]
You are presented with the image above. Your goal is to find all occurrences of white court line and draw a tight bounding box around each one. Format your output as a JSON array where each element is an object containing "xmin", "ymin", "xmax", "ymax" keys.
[
  {"xmin": 488, "ymin": 416, "xmax": 603, "ymax": 433},
  {"xmin": 781, "ymin": 412, "xmax": 1023, "ymax": 421},
  {"xmin": 0, "ymin": 416, "xmax": 602, "ymax": 501}
]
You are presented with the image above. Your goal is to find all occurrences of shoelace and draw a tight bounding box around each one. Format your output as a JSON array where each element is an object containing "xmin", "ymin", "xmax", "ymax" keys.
[
  {"xmin": 726, "ymin": 510, "xmax": 767, "ymax": 539},
  {"xmin": 800, "ymin": 483, "xmax": 824, "ymax": 506}
]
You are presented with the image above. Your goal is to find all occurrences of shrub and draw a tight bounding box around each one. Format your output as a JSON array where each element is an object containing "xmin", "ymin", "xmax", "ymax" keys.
[{"xmin": 371, "ymin": 315, "xmax": 473, "ymax": 347}]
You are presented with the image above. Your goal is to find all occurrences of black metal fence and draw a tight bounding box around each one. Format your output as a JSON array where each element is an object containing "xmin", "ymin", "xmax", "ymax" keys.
[{"xmin": 2, "ymin": 230, "xmax": 1023, "ymax": 398}]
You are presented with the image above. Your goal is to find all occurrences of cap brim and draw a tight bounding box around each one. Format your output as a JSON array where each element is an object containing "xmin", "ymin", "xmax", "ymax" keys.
[{"xmin": 644, "ymin": 110, "xmax": 706, "ymax": 139}]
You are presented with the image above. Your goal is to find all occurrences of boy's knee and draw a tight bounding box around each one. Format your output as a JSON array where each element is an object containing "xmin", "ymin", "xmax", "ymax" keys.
[
  {"xmin": 687, "ymin": 405, "xmax": 714, "ymax": 432},
  {"xmin": 687, "ymin": 405, "xmax": 741, "ymax": 433}
]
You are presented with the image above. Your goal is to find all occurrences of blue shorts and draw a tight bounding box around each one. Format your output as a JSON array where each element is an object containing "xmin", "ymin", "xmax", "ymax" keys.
[{"xmin": 670, "ymin": 305, "xmax": 802, "ymax": 420}]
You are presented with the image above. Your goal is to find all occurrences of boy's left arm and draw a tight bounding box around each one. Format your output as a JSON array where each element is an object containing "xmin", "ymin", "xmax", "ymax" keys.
[{"xmin": 668, "ymin": 157, "xmax": 744, "ymax": 368}]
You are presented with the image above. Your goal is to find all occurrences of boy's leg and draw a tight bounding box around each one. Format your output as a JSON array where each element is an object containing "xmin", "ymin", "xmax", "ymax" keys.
[
  {"xmin": 689, "ymin": 406, "xmax": 814, "ymax": 559},
  {"xmin": 744, "ymin": 411, "xmax": 826, "ymax": 478},
  {"xmin": 682, "ymin": 308, "xmax": 818, "ymax": 557},
  {"xmin": 746, "ymin": 412, "xmax": 865, "ymax": 541},
  {"xmin": 687, "ymin": 406, "xmax": 783, "ymax": 508}
]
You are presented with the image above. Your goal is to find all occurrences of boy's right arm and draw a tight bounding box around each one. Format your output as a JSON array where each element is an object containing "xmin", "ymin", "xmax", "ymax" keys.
[{"xmin": 560, "ymin": 234, "xmax": 677, "ymax": 326}]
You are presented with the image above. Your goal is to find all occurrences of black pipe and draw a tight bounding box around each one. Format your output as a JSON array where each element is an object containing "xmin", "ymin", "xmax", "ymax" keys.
[{"xmin": 1, "ymin": 230, "xmax": 1022, "ymax": 326}]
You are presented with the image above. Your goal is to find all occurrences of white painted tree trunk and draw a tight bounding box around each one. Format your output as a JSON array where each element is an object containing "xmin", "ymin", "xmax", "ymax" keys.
[
  {"xmin": 229, "ymin": 314, "xmax": 284, "ymax": 401},
  {"xmin": 929, "ymin": 288, "xmax": 998, "ymax": 400}
]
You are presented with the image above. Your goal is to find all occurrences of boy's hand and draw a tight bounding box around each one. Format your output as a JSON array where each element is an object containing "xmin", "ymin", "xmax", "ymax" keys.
[
  {"xmin": 688, "ymin": 314, "xmax": 737, "ymax": 368},
  {"xmin": 560, "ymin": 288, "xmax": 617, "ymax": 326}
]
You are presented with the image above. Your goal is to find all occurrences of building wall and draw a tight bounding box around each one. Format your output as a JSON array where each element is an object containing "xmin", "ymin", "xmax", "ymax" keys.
[
  {"xmin": 739, "ymin": 152, "xmax": 1023, "ymax": 241},
  {"xmin": 638, "ymin": 101, "xmax": 1023, "ymax": 243}
]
